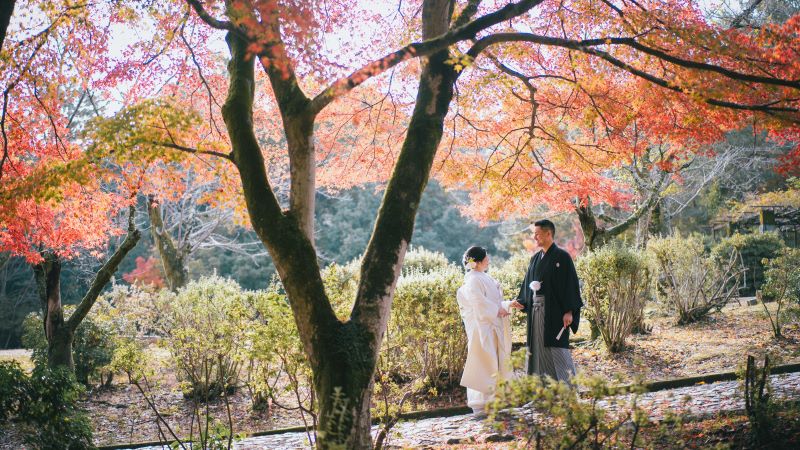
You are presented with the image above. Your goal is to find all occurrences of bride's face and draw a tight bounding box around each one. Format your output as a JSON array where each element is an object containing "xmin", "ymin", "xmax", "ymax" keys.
[{"xmin": 477, "ymin": 254, "xmax": 490, "ymax": 271}]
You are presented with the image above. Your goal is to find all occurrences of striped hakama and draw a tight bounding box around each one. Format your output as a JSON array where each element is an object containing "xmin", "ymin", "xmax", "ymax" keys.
[{"xmin": 525, "ymin": 295, "xmax": 576, "ymax": 383}]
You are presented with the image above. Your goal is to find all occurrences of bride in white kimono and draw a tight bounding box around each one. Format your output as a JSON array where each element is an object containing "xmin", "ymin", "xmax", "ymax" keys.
[{"xmin": 456, "ymin": 246, "xmax": 513, "ymax": 414}]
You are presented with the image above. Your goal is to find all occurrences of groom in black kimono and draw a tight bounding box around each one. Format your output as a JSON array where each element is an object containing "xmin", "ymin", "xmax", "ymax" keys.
[{"xmin": 511, "ymin": 219, "xmax": 582, "ymax": 379}]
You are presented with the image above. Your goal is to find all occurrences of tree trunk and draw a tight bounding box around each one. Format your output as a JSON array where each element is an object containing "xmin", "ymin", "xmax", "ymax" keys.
[
  {"xmin": 32, "ymin": 253, "xmax": 74, "ymax": 370},
  {"xmin": 316, "ymin": 3, "xmax": 458, "ymax": 447},
  {"xmin": 0, "ymin": 0, "xmax": 15, "ymax": 52},
  {"xmin": 219, "ymin": 0, "xmax": 458, "ymax": 446},
  {"xmin": 576, "ymin": 175, "xmax": 667, "ymax": 251},
  {"xmin": 31, "ymin": 208, "xmax": 140, "ymax": 373},
  {"xmin": 148, "ymin": 195, "xmax": 188, "ymax": 290}
]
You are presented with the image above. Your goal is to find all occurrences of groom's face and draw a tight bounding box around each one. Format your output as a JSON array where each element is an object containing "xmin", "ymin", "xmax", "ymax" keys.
[{"xmin": 533, "ymin": 226, "xmax": 553, "ymax": 248}]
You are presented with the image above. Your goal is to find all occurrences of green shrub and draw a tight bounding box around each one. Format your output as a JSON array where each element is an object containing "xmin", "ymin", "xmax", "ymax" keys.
[
  {"xmin": 94, "ymin": 284, "xmax": 162, "ymax": 338},
  {"xmin": 21, "ymin": 308, "xmax": 116, "ymax": 386},
  {"xmin": 400, "ymin": 246, "xmax": 451, "ymax": 276},
  {"xmin": 323, "ymin": 248, "xmax": 469, "ymax": 389},
  {"xmin": 712, "ymin": 232, "xmax": 785, "ymax": 295},
  {"xmin": 488, "ymin": 373, "xmax": 652, "ymax": 449},
  {"xmin": 322, "ymin": 261, "xmax": 360, "ymax": 320},
  {"xmin": 0, "ymin": 361, "xmax": 28, "ymax": 422},
  {"xmin": 21, "ymin": 312, "xmax": 47, "ymax": 366},
  {"xmin": 491, "ymin": 252, "xmax": 530, "ymax": 296},
  {"xmin": 760, "ymin": 248, "xmax": 800, "ymax": 337},
  {"xmin": 387, "ymin": 265, "xmax": 467, "ymax": 389},
  {"xmin": 492, "ymin": 253, "xmax": 531, "ymax": 333},
  {"xmin": 648, "ymin": 233, "xmax": 742, "ymax": 324},
  {"xmin": 576, "ymin": 245, "xmax": 649, "ymax": 352},
  {"xmin": 153, "ymin": 276, "xmax": 253, "ymax": 400},
  {"xmin": 19, "ymin": 366, "xmax": 95, "ymax": 450},
  {"xmin": 246, "ymin": 286, "xmax": 315, "ymax": 420}
]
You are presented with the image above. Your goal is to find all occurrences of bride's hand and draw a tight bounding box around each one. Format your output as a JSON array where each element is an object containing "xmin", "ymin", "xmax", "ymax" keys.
[{"xmin": 497, "ymin": 308, "xmax": 510, "ymax": 318}]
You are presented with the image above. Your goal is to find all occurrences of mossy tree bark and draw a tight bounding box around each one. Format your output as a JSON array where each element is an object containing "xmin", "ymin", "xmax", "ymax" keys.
[
  {"xmin": 147, "ymin": 195, "xmax": 188, "ymax": 290},
  {"xmin": 31, "ymin": 207, "xmax": 141, "ymax": 372},
  {"xmin": 0, "ymin": 0, "xmax": 15, "ymax": 52},
  {"xmin": 576, "ymin": 170, "xmax": 669, "ymax": 251},
  {"xmin": 204, "ymin": 0, "xmax": 542, "ymax": 447}
]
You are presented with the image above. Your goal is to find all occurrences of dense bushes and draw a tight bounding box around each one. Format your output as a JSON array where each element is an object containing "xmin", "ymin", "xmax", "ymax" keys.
[
  {"xmin": 151, "ymin": 276, "xmax": 253, "ymax": 399},
  {"xmin": 246, "ymin": 286, "xmax": 313, "ymax": 416},
  {"xmin": 648, "ymin": 234, "xmax": 743, "ymax": 324},
  {"xmin": 576, "ymin": 245, "xmax": 649, "ymax": 352},
  {"xmin": 0, "ymin": 360, "xmax": 27, "ymax": 422},
  {"xmin": 21, "ymin": 308, "xmax": 116, "ymax": 386},
  {"xmin": 489, "ymin": 373, "xmax": 656, "ymax": 449},
  {"xmin": 400, "ymin": 246, "xmax": 451, "ymax": 276},
  {"xmin": 0, "ymin": 361, "xmax": 95, "ymax": 449},
  {"xmin": 388, "ymin": 266, "xmax": 467, "ymax": 388},
  {"xmin": 760, "ymin": 248, "xmax": 800, "ymax": 337},
  {"xmin": 711, "ymin": 232, "xmax": 784, "ymax": 295}
]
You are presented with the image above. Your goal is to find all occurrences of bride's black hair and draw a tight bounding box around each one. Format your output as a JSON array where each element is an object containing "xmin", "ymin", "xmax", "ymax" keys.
[{"xmin": 462, "ymin": 246, "xmax": 488, "ymax": 267}]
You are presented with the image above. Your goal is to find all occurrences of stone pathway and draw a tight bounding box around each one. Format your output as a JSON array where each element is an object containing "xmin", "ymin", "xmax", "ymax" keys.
[{"xmin": 130, "ymin": 372, "xmax": 800, "ymax": 449}]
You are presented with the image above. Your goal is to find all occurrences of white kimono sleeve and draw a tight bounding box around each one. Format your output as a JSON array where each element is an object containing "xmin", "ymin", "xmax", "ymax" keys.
[{"xmin": 463, "ymin": 275, "xmax": 500, "ymax": 321}]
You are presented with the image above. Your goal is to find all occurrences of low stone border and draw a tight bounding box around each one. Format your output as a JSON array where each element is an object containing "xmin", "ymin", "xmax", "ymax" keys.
[{"xmin": 98, "ymin": 362, "xmax": 800, "ymax": 450}]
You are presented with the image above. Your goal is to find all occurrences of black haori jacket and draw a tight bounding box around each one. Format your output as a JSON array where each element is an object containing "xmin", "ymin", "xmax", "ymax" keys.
[{"xmin": 516, "ymin": 243, "xmax": 583, "ymax": 349}]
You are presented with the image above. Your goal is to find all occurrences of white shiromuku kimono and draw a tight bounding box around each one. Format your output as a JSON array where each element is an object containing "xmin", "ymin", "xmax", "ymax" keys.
[{"xmin": 456, "ymin": 270, "xmax": 513, "ymax": 413}]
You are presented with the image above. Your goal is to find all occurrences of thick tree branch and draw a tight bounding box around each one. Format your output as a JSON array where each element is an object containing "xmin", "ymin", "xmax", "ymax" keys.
[
  {"xmin": 0, "ymin": 0, "xmax": 15, "ymax": 52},
  {"xmin": 151, "ymin": 141, "xmax": 233, "ymax": 161},
  {"xmin": 185, "ymin": 0, "xmax": 235, "ymax": 31},
  {"xmin": 67, "ymin": 206, "xmax": 141, "ymax": 332},
  {"xmin": 467, "ymin": 32, "xmax": 800, "ymax": 115},
  {"xmin": 222, "ymin": 31, "xmax": 336, "ymax": 366},
  {"xmin": 308, "ymin": 0, "xmax": 545, "ymax": 115},
  {"xmin": 605, "ymin": 170, "xmax": 669, "ymax": 239}
]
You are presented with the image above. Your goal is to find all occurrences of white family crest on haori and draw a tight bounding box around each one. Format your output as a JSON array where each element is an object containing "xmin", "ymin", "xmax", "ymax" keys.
[{"xmin": 456, "ymin": 270, "xmax": 513, "ymax": 413}]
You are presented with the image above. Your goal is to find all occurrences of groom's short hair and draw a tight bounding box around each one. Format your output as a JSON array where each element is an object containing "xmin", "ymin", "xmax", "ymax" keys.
[{"xmin": 534, "ymin": 219, "xmax": 556, "ymax": 237}]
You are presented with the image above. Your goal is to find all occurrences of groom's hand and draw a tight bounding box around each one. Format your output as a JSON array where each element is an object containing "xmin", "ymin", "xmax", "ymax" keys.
[
  {"xmin": 562, "ymin": 311, "xmax": 573, "ymax": 328},
  {"xmin": 510, "ymin": 300, "xmax": 524, "ymax": 310}
]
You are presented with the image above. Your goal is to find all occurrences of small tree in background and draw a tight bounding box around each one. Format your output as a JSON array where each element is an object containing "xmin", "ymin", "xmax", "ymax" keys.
[
  {"xmin": 576, "ymin": 245, "xmax": 650, "ymax": 353},
  {"xmin": 649, "ymin": 233, "xmax": 743, "ymax": 324},
  {"xmin": 760, "ymin": 248, "xmax": 800, "ymax": 338},
  {"xmin": 711, "ymin": 232, "xmax": 785, "ymax": 295}
]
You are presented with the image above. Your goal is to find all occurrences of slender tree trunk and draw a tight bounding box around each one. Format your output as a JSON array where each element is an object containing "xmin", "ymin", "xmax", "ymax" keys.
[
  {"xmin": 577, "ymin": 175, "xmax": 667, "ymax": 251},
  {"xmin": 0, "ymin": 0, "xmax": 15, "ymax": 52},
  {"xmin": 148, "ymin": 195, "xmax": 188, "ymax": 290},
  {"xmin": 30, "ymin": 208, "xmax": 140, "ymax": 373},
  {"xmin": 32, "ymin": 253, "xmax": 74, "ymax": 370},
  {"xmin": 576, "ymin": 200, "xmax": 602, "ymax": 250}
]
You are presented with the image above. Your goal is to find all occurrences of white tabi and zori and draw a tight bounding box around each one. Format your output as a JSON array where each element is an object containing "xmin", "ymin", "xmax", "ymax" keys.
[{"xmin": 456, "ymin": 220, "xmax": 584, "ymax": 415}]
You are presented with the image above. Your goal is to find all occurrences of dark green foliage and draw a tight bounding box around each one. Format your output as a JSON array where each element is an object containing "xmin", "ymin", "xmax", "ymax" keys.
[
  {"xmin": 315, "ymin": 181, "xmax": 504, "ymax": 265},
  {"xmin": 711, "ymin": 232, "xmax": 785, "ymax": 295},
  {"xmin": 21, "ymin": 366, "xmax": 95, "ymax": 450},
  {"xmin": 0, "ymin": 360, "xmax": 27, "ymax": 421},
  {"xmin": 22, "ymin": 310, "xmax": 115, "ymax": 386},
  {"xmin": 4, "ymin": 365, "xmax": 95, "ymax": 449},
  {"xmin": 744, "ymin": 354, "xmax": 774, "ymax": 446},
  {"xmin": 489, "ymin": 372, "xmax": 652, "ymax": 449},
  {"xmin": 187, "ymin": 234, "xmax": 275, "ymax": 291},
  {"xmin": 0, "ymin": 256, "xmax": 40, "ymax": 349},
  {"xmin": 21, "ymin": 313, "xmax": 48, "ymax": 366}
]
